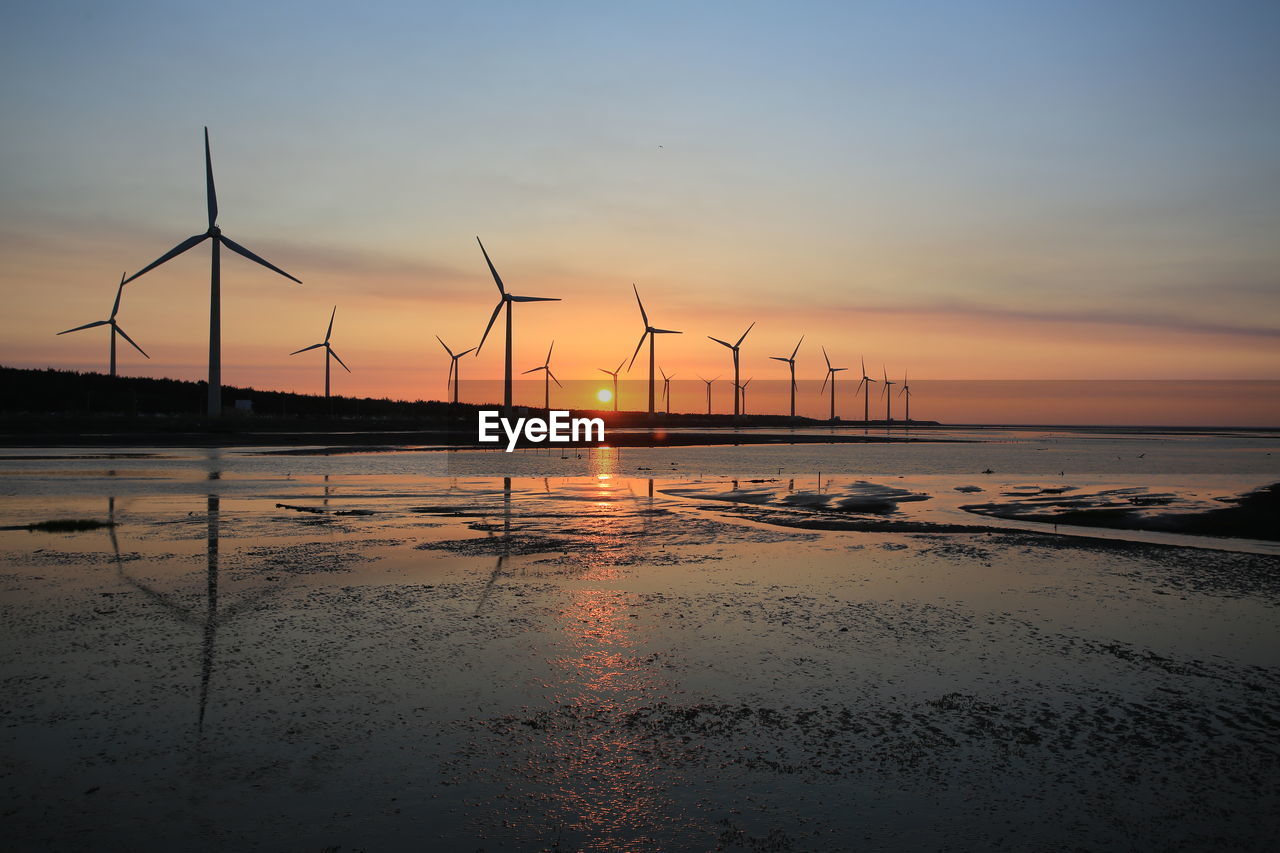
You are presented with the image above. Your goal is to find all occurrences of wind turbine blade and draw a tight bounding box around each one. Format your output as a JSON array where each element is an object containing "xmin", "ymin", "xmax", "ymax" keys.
[
  {"xmin": 476, "ymin": 300, "xmax": 503, "ymax": 354},
  {"xmin": 883, "ymin": 365, "xmax": 888, "ymax": 383},
  {"xmin": 57, "ymin": 320, "xmax": 109, "ymax": 335},
  {"xmin": 447, "ymin": 359, "xmax": 455, "ymax": 384},
  {"xmin": 123, "ymin": 233, "xmax": 207, "ymax": 284},
  {"xmin": 329, "ymin": 347, "xmax": 351, "ymax": 372},
  {"xmin": 861, "ymin": 355, "xmax": 867, "ymax": 377},
  {"xmin": 219, "ymin": 235, "xmax": 302, "ymax": 283},
  {"xmin": 114, "ymin": 324, "xmax": 150, "ymax": 358},
  {"xmin": 735, "ymin": 321, "xmax": 755, "ymax": 347},
  {"xmin": 508, "ymin": 295, "xmax": 560, "ymax": 303},
  {"xmin": 833, "ymin": 367, "xmax": 848, "ymax": 373},
  {"xmin": 820, "ymin": 371, "xmax": 829, "ymax": 394},
  {"xmin": 791, "ymin": 335, "xmax": 804, "ymax": 360},
  {"xmin": 651, "ymin": 328, "xmax": 681, "ymax": 334},
  {"xmin": 204, "ymin": 127, "xmax": 218, "ymax": 229},
  {"xmin": 856, "ymin": 377, "xmax": 865, "ymax": 394},
  {"xmin": 549, "ymin": 370, "xmax": 562, "ymax": 388},
  {"xmin": 475, "ymin": 237, "xmax": 506, "ymax": 295},
  {"xmin": 659, "ymin": 367, "xmax": 668, "ymax": 381},
  {"xmin": 521, "ymin": 366, "xmax": 545, "ymax": 375},
  {"xmin": 456, "ymin": 347, "xmax": 476, "ymax": 358},
  {"xmin": 110, "ymin": 272, "xmax": 126, "ymax": 319},
  {"xmin": 598, "ymin": 368, "xmax": 613, "ymax": 376},
  {"xmin": 626, "ymin": 330, "xmax": 648, "ymax": 371},
  {"xmin": 546, "ymin": 340, "xmax": 554, "ymax": 365},
  {"xmin": 615, "ymin": 359, "xmax": 626, "ymax": 373},
  {"xmin": 769, "ymin": 356, "xmax": 789, "ymax": 363},
  {"xmin": 899, "ymin": 385, "xmax": 907, "ymax": 397},
  {"xmin": 290, "ymin": 342, "xmax": 325, "ymax": 355},
  {"xmin": 632, "ymin": 283, "xmax": 649, "ymax": 327},
  {"xmin": 436, "ymin": 335, "xmax": 454, "ymax": 357},
  {"xmin": 708, "ymin": 336, "xmax": 733, "ymax": 349},
  {"xmin": 325, "ymin": 306, "xmax": 336, "ymax": 343},
  {"xmin": 822, "ymin": 346, "xmax": 831, "ymax": 371}
]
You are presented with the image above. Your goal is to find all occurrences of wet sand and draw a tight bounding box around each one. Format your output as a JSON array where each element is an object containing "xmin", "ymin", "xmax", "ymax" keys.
[{"xmin": 2, "ymin": 467, "xmax": 1277, "ymax": 852}]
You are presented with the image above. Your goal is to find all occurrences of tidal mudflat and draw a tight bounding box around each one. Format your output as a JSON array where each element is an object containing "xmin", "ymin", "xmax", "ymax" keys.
[{"xmin": 2, "ymin": 434, "xmax": 1278, "ymax": 851}]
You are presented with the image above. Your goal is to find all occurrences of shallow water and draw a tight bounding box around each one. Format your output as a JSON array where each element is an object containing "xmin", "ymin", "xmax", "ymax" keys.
[{"xmin": 2, "ymin": 431, "xmax": 1278, "ymax": 850}]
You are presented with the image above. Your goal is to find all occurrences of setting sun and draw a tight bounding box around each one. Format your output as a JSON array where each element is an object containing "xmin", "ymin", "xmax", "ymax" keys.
[{"xmin": 596, "ymin": 389, "xmax": 613, "ymax": 403}]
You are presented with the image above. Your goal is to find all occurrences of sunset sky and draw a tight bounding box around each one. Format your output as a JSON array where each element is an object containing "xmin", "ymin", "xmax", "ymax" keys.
[{"xmin": 2, "ymin": 1, "xmax": 1277, "ymax": 422}]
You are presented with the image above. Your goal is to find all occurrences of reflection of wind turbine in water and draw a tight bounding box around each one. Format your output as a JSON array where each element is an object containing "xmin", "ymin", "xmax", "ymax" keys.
[
  {"xmin": 660, "ymin": 367, "xmax": 674, "ymax": 414},
  {"xmin": 819, "ymin": 347, "xmax": 848, "ymax": 421},
  {"xmin": 769, "ymin": 336, "xmax": 803, "ymax": 418},
  {"xmin": 697, "ymin": 376, "xmax": 717, "ymax": 415},
  {"xmin": 436, "ymin": 336, "xmax": 476, "ymax": 404},
  {"xmin": 57, "ymin": 273, "xmax": 150, "ymax": 377},
  {"xmin": 598, "ymin": 359, "xmax": 625, "ymax": 412},
  {"xmin": 110, "ymin": 483, "xmax": 271, "ymax": 732},
  {"xmin": 899, "ymin": 371, "xmax": 912, "ymax": 423},
  {"xmin": 881, "ymin": 367, "xmax": 897, "ymax": 422},
  {"xmin": 123, "ymin": 128, "xmax": 302, "ymax": 416},
  {"xmin": 855, "ymin": 356, "xmax": 877, "ymax": 424},
  {"xmin": 627, "ymin": 285, "xmax": 682, "ymax": 418},
  {"xmin": 474, "ymin": 238, "xmax": 561, "ymax": 414},
  {"xmin": 475, "ymin": 477, "xmax": 514, "ymax": 617},
  {"xmin": 290, "ymin": 306, "xmax": 351, "ymax": 399},
  {"xmin": 522, "ymin": 341, "xmax": 562, "ymax": 410},
  {"xmin": 708, "ymin": 322, "xmax": 754, "ymax": 417}
]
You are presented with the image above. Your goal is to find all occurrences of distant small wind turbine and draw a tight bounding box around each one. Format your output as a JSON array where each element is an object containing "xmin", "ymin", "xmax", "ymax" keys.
[
  {"xmin": 708, "ymin": 322, "xmax": 755, "ymax": 417},
  {"xmin": 522, "ymin": 341, "xmax": 561, "ymax": 410},
  {"xmin": 697, "ymin": 375, "xmax": 718, "ymax": 415},
  {"xmin": 626, "ymin": 284, "xmax": 682, "ymax": 417},
  {"xmin": 881, "ymin": 366, "xmax": 897, "ymax": 422},
  {"xmin": 123, "ymin": 127, "xmax": 301, "ymax": 416},
  {"xmin": 856, "ymin": 356, "xmax": 877, "ymax": 423},
  {"xmin": 290, "ymin": 306, "xmax": 350, "ymax": 399},
  {"xmin": 436, "ymin": 335, "xmax": 476, "ymax": 404},
  {"xmin": 660, "ymin": 367, "xmax": 675, "ymax": 414},
  {"xmin": 769, "ymin": 335, "xmax": 803, "ymax": 418},
  {"xmin": 819, "ymin": 347, "xmax": 848, "ymax": 421},
  {"xmin": 898, "ymin": 370, "xmax": 912, "ymax": 423},
  {"xmin": 598, "ymin": 358, "xmax": 625, "ymax": 412},
  {"xmin": 474, "ymin": 237, "xmax": 560, "ymax": 413},
  {"xmin": 57, "ymin": 272, "xmax": 149, "ymax": 377},
  {"xmin": 737, "ymin": 377, "xmax": 753, "ymax": 416}
]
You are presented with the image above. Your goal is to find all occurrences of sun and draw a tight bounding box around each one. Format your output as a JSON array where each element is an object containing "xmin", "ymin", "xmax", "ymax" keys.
[{"xmin": 596, "ymin": 388, "xmax": 613, "ymax": 403}]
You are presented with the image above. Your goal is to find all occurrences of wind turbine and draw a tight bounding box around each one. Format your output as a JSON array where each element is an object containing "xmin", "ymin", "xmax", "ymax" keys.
[
  {"xmin": 522, "ymin": 341, "xmax": 561, "ymax": 410},
  {"xmin": 697, "ymin": 375, "xmax": 718, "ymax": 415},
  {"xmin": 57, "ymin": 272, "xmax": 149, "ymax": 377},
  {"xmin": 737, "ymin": 377, "xmax": 753, "ymax": 416},
  {"xmin": 898, "ymin": 370, "xmax": 912, "ymax": 423},
  {"xmin": 474, "ymin": 237, "xmax": 560, "ymax": 413},
  {"xmin": 597, "ymin": 358, "xmax": 625, "ymax": 412},
  {"xmin": 881, "ymin": 366, "xmax": 897, "ymax": 422},
  {"xmin": 123, "ymin": 128, "xmax": 301, "ymax": 416},
  {"xmin": 660, "ymin": 367, "xmax": 675, "ymax": 414},
  {"xmin": 769, "ymin": 336, "xmax": 803, "ymax": 418},
  {"xmin": 436, "ymin": 335, "xmax": 476, "ymax": 404},
  {"xmin": 708, "ymin": 322, "xmax": 755, "ymax": 417},
  {"xmin": 819, "ymin": 347, "xmax": 848, "ymax": 421},
  {"xmin": 855, "ymin": 356, "xmax": 877, "ymax": 424},
  {"xmin": 290, "ymin": 306, "xmax": 350, "ymax": 399},
  {"xmin": 626, "ymin": 284, "xmax": 682, "ymax": 417}
]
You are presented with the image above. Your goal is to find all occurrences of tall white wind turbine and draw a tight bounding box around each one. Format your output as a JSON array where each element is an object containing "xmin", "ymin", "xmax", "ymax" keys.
[
  {"xmin": 290, "ymin": 306, "xmax": 350, "ymax": 399},
  {"xmin": 598, "ymin": 358, "xmax": 625, "ymax": 412},
  {"xmin": 123, "ymin": 128, "xmax": 301, "ymax": 416},
  {"xmin": 819, "ymin": 347, "xmax": 848, "ymax": 421},
  {"xmin": 57, "ymin": 273, "xmax": 149, "ymax": 377},
  {"xmin": 474, "ymin": 237, "xmax": 560, "ymax": 414},
  {"xmin": 626, "ymin": 284, "xmax": 682, "ymax": 417},
  {"xmin": 769, "ymin": 335, "xmax": 803, "ymax": 418},
  {"xmin": 436, "ymin": 335, "xmax": 476, "ymax": 404},
  {"xmin": 522, "ymin": 340, "xmax": 562, "ymax": 410},
  {"xmin": 708, "ymin": 322, "xmax": 754, "ymax": 417}
]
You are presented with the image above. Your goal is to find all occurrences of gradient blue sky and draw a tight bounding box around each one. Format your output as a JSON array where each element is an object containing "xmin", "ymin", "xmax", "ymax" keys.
[{"xmin": 2, "ymin": 0, "xmax": 1277, "ymax": 408}]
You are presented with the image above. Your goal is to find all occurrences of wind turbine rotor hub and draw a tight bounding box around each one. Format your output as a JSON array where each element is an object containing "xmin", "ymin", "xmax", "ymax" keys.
[{"xmin": 208, "ymin": 225, "xmax": 221, "ymax": 237}]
